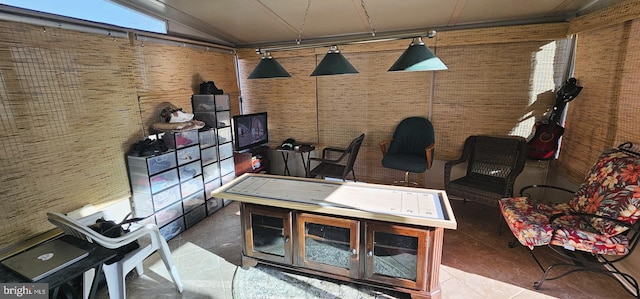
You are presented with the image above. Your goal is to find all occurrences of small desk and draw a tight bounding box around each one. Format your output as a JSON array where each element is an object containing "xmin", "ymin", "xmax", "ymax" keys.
[
  {"xmin": 0, "ymin": 235, "xmax": 116, "ymax": 299},
  {"xmin": 275, "ymin": 144, "xmax": 315, "ymax": 177}
]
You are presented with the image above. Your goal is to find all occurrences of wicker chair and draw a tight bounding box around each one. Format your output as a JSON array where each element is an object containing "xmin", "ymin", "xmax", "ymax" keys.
[
  {"xmin": 444, "ymin": 135, "xmax": 528, "ymax": 206},
  {"xmin": 499, "ymin": 143, "xmax": 640, "ymax": 297}
]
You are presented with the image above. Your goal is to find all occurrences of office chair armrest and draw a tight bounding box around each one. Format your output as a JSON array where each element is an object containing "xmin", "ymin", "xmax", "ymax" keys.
[
  {"xmin": 379, "ymin": 139, "xmax": 392, "ymax": 156},
  {"xmin": 519, "ymin": 184, "xmax": 575, "ymax": 197},
  {"xmin": 425, "ymin": 143, "xmax": 435, "ymax": 170}
]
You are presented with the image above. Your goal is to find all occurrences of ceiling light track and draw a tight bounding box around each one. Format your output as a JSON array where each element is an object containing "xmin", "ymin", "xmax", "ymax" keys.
[
  {"xmin": 250, "ymin": 0, "xmax": 366, "ymax": 78},
  {"xmin": 135, "ymin": 31, "xmax": 235, "ymax": 53},
  {"xmin": 241, "ymin": 14, "xmax": 570, "ymax": 50},
  {"xmin": 255, "ymin": 29, "xmax": 437, "ymax": 54},
  {"xmin": 247, "ymin": 0, "xmax": 450, "ymax": 78},
  {"xmin": 248, "ymin": 29, "xmax": 446, "ymax": 78}
]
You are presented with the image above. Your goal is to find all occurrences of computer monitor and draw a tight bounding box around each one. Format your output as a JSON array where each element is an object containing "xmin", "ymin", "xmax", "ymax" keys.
[{"xmin": 232, "ymin": 112, "xmax": 268, "ymax": 151}]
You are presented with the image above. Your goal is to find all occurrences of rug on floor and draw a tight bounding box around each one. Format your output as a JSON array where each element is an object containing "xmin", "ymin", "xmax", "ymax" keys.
[{"xmin": 232, "ymin": 264, "xmax": 408, "ymax": 299}]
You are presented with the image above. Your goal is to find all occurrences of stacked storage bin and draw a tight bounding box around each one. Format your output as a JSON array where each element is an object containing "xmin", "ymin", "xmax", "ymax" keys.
[
  {"xmin": 192, "ymin": 94, "xmax": 236, "ymax": 214},
  {"xmin": 127, "ymin": 94, "xmax": 236, "ymax": 240},
  {"xmin": 127, "ymin": 129, "xmax": 205, "ymax": 240}
]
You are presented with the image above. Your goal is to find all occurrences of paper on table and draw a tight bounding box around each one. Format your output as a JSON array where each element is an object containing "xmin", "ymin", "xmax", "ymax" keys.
[
  {"xmin": 225, "ymin": 176, "xmax": 443, "ymax": 219},
  {"xmin": 226, "ymin": 177, "xmax": 338, "ymax": 201},
  {"xmin": 325, "ymin": 187, "xmax": 441, "ymax": 218}
]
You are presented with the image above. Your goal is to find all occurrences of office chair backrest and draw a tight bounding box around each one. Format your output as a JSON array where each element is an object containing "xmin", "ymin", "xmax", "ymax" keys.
[{"xmin": 388, "ymin": 117, "xmax": 434, "ymax": 156}]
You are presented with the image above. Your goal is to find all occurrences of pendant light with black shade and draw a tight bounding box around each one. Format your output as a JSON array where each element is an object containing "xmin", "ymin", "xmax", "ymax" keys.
[
  {"xmin": 307, "ymin": 0, "xmax": 371, "ymax": 76},
  {"xmin": 247, "ymin": 51, "xmax": 291, "ymax": 79},
  {"xmin": 389, "ymin": 31, "xmax": 447, "ymax": 72},
  {"xmin": 310, "ymin": 45, "xmax": 359, "ymax": 76}
]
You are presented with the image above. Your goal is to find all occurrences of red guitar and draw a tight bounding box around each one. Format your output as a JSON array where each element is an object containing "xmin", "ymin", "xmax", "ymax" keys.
[{"xmin": 528, "ymin": 78, "xmax": 582, "ymax": 160}]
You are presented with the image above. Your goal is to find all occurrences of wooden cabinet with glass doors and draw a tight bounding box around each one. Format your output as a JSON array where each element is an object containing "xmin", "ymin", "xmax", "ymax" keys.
[
  {"xmin": 241, "ymin": 203, "xmax": 443, "ymax": 299},
  {"xmin": 216, "ymin": 174, "xmax": 456, "ymax": 299},
  {"xmin": 241, "ymin": 204, "xmax": 293, "ymax": 265},
  {"xmin": 295, "ymin": 212, "xmax": 361, "ymax": 278}
]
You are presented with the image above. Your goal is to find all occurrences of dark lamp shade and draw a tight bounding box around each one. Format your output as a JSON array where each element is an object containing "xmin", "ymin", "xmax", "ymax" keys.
[
  {"xmin": 248, "ymin": 56, "xmax": 291, "ymax": 79},
  {"xmin": 388, "ymin": 43, "xmax": 448, "ymax": 72},
  {"xmin": 310, "ymin": 49, "xmax": 358, "ymax": 76}
]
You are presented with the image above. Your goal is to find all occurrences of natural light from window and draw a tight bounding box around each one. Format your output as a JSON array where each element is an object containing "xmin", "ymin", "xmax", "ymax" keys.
[
  {"xmin": 0, "ymin": 0, "xmax": 166, "ymax": 33},
  {"xmin": 510, "ymin": 40, "xmax": 564, "ymax": 139}
]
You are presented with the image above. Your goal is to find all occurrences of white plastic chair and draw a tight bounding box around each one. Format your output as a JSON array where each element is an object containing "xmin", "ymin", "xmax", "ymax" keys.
[{"xmin": 47, "ymin": 212, "xmax": 184, "ymax": 299}]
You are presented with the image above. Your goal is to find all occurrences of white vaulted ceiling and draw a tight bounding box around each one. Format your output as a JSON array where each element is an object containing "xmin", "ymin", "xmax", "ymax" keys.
[{"xmin": 111, "ymin": 0, "xmax": 625, "ymax": 48}]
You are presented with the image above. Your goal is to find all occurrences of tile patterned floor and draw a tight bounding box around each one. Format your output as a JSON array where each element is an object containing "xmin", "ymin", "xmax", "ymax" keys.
[{"xmin": 95, "ymin": 198, "xmax": 634, "ymax": 299}]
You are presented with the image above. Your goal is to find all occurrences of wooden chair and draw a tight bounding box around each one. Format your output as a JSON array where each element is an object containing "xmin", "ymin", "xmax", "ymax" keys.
[{"xmin": 499, "ymin": 143, "xmax": 640, "ymax": 297}]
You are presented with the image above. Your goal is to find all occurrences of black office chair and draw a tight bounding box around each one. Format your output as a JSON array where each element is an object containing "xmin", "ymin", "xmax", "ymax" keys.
[
  {"xmin": 444, "ymin": 135, "xmax": 528, "ymax": 206},
  {"xmin": 308, "ymin": 133, "xmax": 365, "ymax": 181},
  {"xmin": 379, "ymin": 117, "xmax": 435, "ymax": 186}
]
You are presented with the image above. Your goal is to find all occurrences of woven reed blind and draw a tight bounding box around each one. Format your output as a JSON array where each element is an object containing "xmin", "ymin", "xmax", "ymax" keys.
[
  {"xmin": 133, "ymin": 43, "xmax": 239, "ymax": 135},
  {"xmin": 2, "ymin": 0, "xmax": 639, "ymax": 249},
  {"xmin": 0, "ymin": 22, "xmax": 138, "ymax": 249},
  {"xmin": 237, "ymin": 36, "xmax": 567, "ymax": 184},
  {"xmin": 557, "ymin": 17, "xmax": 640, "ymax": 183},
  {"xmin": 237, "ymin": 46, "xmax": 434, "ymax": 184},
  {"xmin": 433, "ymin": 40, "xmax": 568, "ymax": 161},
  {"xmin": 0, "ymin": 21, "xmax": 237, "ymax": 249}
]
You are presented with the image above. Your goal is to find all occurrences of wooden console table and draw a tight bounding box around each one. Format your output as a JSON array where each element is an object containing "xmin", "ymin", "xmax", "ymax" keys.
[{"xmin": 212, "ymin": 173, "xmax": 457, "ymax": 299}]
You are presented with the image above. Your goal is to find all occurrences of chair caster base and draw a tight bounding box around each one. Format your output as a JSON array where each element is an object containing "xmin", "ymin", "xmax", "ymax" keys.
[
  {"xmin": 392, "ymin": 180, "xmax": 420, "ymax": 187},
  {"xmin": 533, "ymin": 281, "xmax": 542, "ymax": 289}
]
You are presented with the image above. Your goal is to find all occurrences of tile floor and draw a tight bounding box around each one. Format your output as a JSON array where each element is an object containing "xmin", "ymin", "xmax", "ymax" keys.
[{"xmin": 95, "ymin": 198, "xmax": 634, "ymax": 299}]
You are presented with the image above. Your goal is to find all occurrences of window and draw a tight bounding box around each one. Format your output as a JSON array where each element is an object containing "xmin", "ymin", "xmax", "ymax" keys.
[{"xmin": 0, "ymin": 0, "xmax": 166, "ymax": 33}]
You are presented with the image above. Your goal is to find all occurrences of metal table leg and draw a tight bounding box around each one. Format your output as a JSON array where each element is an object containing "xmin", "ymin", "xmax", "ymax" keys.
[
  {"xmin": 300, "ymin": 152, "xmax": 311, "ymax": 177},
  {"xmin": 280, "ymin": 152, "xmax": 291, "ymax": 176}
]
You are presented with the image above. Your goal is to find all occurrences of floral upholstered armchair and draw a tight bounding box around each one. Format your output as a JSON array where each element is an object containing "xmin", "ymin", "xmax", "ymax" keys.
[{"xmin": 499, "ymin": 143, "xmax": 640, "ymax": 297}]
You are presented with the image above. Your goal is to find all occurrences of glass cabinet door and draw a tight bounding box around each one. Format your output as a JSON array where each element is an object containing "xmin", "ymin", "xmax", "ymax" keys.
[
  {"xmin": 242, "ymin": 204, "xmax": 293, "ymax": 265},
  {"xmin": 296, "ymin": 213, "xmax": 360, "ymax": 278},
  {"xmin": 365, "ymin": 221, "xmax": 428, "ymax": 290}
]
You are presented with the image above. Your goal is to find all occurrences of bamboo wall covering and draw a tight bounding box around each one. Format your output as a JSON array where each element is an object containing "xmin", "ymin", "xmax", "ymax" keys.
[
  {"xmin": 236, "ymin": 0, "xmax": 640, "ymax": 187},
  {"xmin": 1, "ymin": 0, "xmax": 639, "ymax": 252},
  {"xmin": 0, "ymin": 21, "xmax": 238, "ymax": 249},
  {"xmin": 237, "ymin": 28, "xmax": 569, "ymax": 184},
  {"xmin": 557, "ymin": 9, "xmax": 640, "ymax": 183}
]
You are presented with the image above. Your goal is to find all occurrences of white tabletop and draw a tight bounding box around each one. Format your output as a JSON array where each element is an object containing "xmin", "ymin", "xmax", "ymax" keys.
[{"xmin": 212, "ymin": 173, "xmax": 457, "ymax": 229}]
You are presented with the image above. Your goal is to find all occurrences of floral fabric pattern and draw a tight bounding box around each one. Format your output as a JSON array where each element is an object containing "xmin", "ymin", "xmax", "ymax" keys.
[
  {"xmin": 569, "ymin": 148, "xmax": 640, "ymax": 236},
  {"xmin": 499, "ymin": 147, "xmax": 640, "ymax": 255}
]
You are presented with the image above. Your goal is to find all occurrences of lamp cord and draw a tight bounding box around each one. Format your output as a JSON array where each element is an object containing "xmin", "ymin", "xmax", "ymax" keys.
[
  {"xmin": 360, "ymin": 0, "xmax": 376, "ymax": 36},
  {"xmin": 296, "ymin": 0, "xmax": 312, "ymax": 45},
  {"xmin": 297, "ymin": 0, "xmax": 375, "ymax": 44}
]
